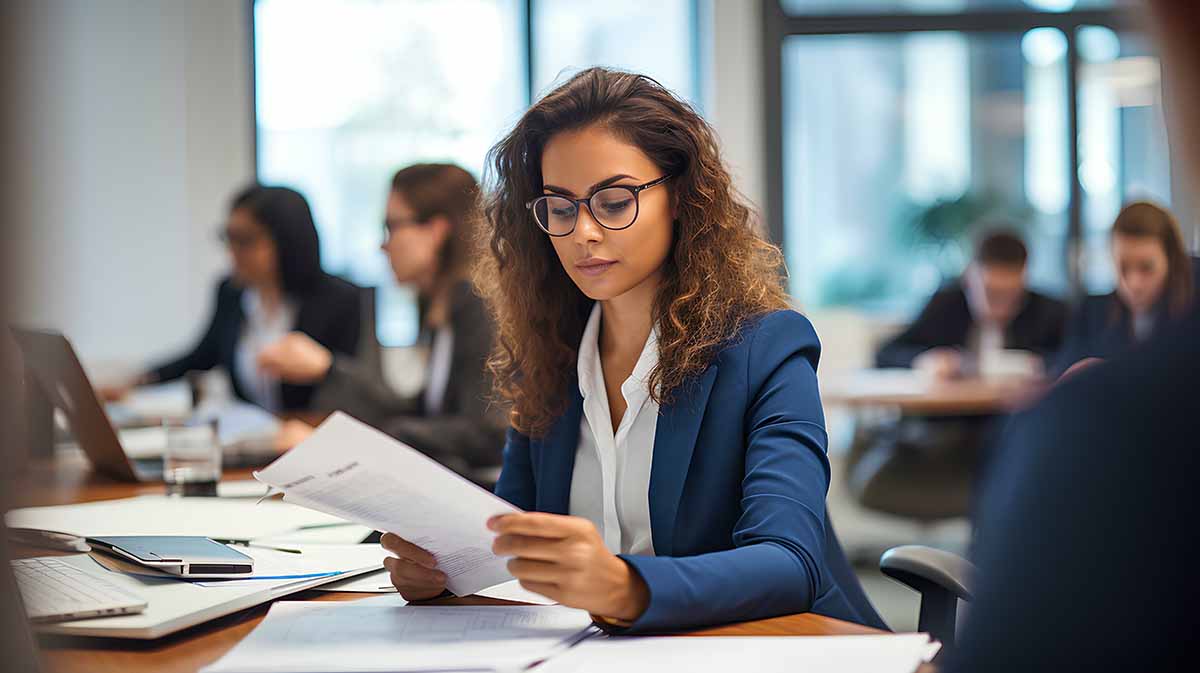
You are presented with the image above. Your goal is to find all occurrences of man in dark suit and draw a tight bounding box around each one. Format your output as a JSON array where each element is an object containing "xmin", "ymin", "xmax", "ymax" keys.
[
  {"xmin": 947, "ymin": 299, "xmax": 1198, "ymax": 672},
  {"xmin": 876, "ymin": 229, "xmax": 1066, "ymax": 376},
  {"xmin": 948, "ymin": 3, "xmax": 1199, "ymax": 669}
]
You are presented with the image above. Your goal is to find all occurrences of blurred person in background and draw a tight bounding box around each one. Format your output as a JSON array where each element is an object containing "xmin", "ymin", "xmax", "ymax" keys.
[
  {"xmin": 876, "ymin": 228, "xmax": 1066, "ymax": 379},
  {"xmin": 1053, "ymin": 200, "xmax": 1194, "ymax": 375},
  {"xmin": 257, "ymin": 164, "xmax": 505, "ymax": 476},
  {"xmin": 102, "ymin": 185, "xmax": 361, "ymax": 413}
]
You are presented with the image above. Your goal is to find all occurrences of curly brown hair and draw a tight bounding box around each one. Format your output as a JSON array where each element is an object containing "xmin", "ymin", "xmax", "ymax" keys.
[{"xmin": 475, "ymin": 67, "xmax": 791, "ymax": 437}]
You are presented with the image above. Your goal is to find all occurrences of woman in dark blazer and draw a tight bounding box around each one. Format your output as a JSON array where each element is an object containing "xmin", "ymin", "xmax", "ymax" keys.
[
  {"xmin": 107, "ymin": 185, "xmax": 360, "ymax": 412},
  {"xmin": 257, "ymin": 165, "xmax": 506, "ymax": 474},
  {"xmin": 1053, "ymin": 201, "xmax": 1194, "ymax": 375},
  {"xmin": 376, "ymin": 68, "xmax": 885, "ymax": 633}
]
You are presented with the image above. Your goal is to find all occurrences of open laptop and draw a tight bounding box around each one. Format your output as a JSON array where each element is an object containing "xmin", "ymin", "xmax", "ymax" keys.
[
  {"xmin": 12, "ymin": 328, "xmax": 283, "ymax": 482},
  {"xmin": 1, "ymin": 528, "xmax": 42, "ymax": 673},
  {"xmin": 12, "ymin": 327, "xmax": 159, "ymax": 482}
]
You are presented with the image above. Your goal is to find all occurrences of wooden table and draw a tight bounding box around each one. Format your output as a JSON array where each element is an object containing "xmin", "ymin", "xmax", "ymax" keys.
[
  {"xmin": 821, "ymin": 369, "xmax": 1045, "ymax": 417},
  {"xmin": 9, "ymin": 456, "xmax": 887, "ymax": 673}
]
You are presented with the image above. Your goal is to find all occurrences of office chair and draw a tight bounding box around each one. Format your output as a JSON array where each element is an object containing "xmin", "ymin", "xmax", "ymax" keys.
[
  {"xmin": 826, "ymin": 515, "xmax": 975, "ymax": 652},
  {"xmin": 880, "ymin": 544, "xmax": 975, "ymax": 651}
]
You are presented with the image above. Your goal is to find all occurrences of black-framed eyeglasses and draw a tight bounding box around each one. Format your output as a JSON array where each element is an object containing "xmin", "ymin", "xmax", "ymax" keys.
[
  {"xmin": 217, "ymin": 227, "xmax": 264, "ymax": 250},
  {"xmin": 525, "ymin": 175, "xmax": 672, "ymax": 237},
  {"xmin": 382, "ymin": 216, "xmax": 428, "ymax": 239}
]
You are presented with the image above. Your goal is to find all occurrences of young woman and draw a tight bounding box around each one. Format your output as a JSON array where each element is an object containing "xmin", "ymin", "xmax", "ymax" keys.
[
  {"xmin": 258, "ymin": 164, "xmax": 506, "ymax": 472},
  {"xmin": 380, "ymin": 68, "xmax": 884, "ymax": 633},
  {"xmin": 104, "ymin": 185, "xmax": 360, "ymax": 412},
  {"xmin": 1054, "ymin": 201, "xmax": 1195, "ymax": 375}
]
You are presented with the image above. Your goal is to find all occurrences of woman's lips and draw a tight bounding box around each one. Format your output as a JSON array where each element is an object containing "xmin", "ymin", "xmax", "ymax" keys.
[{"xmin": 576, "ymin": 259, "xmax": 617, "ymax": 277}]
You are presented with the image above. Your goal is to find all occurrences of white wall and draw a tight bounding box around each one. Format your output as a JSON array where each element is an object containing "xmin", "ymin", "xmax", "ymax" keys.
[
  {"xmin": 5, "ymin": 0, "xmax": 765, "ymax": 370},
  {"xmin": 7, "ymin": 0, "xmax": 254, "ymax": 368},
  {"xmin": 705, "ymin": 0, "xmax": 766, "ymax": 214}
]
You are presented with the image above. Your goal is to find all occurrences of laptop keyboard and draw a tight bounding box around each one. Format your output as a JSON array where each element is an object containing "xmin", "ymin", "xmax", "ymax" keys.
[{"xmin": 12, "ymin": 556, "xmax": 146, "ymax": 622}]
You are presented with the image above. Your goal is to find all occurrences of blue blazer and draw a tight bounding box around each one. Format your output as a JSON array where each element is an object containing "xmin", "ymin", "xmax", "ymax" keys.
[{"xmin": 494, "ymin": 309, "xmax": 882, "ymax": 633}]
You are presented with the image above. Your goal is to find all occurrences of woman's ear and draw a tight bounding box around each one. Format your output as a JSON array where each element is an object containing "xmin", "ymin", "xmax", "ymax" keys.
[{"xmin": 428, "ymin": 214, "xmax": 453, "ymax": 247}]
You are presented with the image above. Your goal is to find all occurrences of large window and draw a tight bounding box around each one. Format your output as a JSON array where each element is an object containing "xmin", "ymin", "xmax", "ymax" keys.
[
  {"xmin": 783, "ymin": 31, "xmax": 1069, "ymax": 312},
  {"xmin": 767, "ymin": 0, "xmax": 1170, "ymax": 316},
  {"xmin": 255, "ymin": 0, "xmax": 700, "ymax": 345}
]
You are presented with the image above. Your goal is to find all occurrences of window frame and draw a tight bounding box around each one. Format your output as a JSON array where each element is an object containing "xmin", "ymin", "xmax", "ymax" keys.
[{"xmin": 760, "ymin": 1, "xmax": 1151, "ymax": 300}]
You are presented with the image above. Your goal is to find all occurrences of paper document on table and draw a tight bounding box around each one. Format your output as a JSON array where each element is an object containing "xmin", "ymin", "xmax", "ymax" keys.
[
  {"xmin": 252, "ymin": 412, "xmax": 519, "ymax": 596},
  {"xmin": 533, "ymin": 634, "xmax": 941, "ymax": 673},
  {"xmin": 4, "ymin": 495, "xmax": 354, "ymax": 541},
  {"xmin": 314, "ymin": 568, "xmax": 397, "ymax": 593},
  {"xmin": 200, "ymin": 601, "xmax": 597, "ymax": 673}
]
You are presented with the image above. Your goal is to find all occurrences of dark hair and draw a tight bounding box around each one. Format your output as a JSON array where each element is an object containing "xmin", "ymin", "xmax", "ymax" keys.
[
  {"xmin": 475, "ymin": 67, "xmax": 790, "ymax": 437},
  {"xmin": 230, "ymin": 185, "xmax": 324, "ymax": 297},
  {"xmin": 390, "ymin": 164, "xmax": 480, "ymax": 296},
  {"xmin": 974, "ymin": 229, "xmax": 1028, "ymax": 269},
  {"xmin": 1111, "ymin": 200, "xmax": 1194, "ymax": 317}
]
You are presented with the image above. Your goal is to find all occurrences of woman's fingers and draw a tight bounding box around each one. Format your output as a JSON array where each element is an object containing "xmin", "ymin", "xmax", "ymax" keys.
[
  {"xmin": 383, "ymin": 556, "xmax": 447, "ymax": 598},
  {"xmin": 487, "ymin": 512, "xmax": 581, "ymax": 538},
  {"xmin": 492, "ymin": 533, "xmax": 565, "ymax": 561},
  {"xmin": 380, "ymin": 533, "xmax": 437, "ymax": 568},
  {"xmin": 506, "ymin": 558, "xmax": 561, "ymax": 584}
]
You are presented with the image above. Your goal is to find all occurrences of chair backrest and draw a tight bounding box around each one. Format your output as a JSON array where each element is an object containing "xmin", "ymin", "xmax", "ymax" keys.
[{"xmin": 823, "ymin": 510, "xmax": 889, "ymax": 631}]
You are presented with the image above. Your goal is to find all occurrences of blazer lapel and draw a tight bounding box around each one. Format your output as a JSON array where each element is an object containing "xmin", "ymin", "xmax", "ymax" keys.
[
  {"xmin": 535, "ymin": 386, "xmax": 583, "ymax": 515},
  {"xmin": 649, "ymin": 365, "xmax": 718, "ymax": 556}
]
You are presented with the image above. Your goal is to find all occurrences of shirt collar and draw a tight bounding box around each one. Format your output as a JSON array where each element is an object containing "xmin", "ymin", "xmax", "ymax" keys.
[{"xmin": 576, "ymin": 302, "xmax": 660, "ymax": 401}]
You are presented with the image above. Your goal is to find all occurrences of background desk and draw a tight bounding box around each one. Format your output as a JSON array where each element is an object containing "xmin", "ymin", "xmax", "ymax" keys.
[
  {"xmin": 822, "ymin": 370, "xmax": 1044, "ymax": 417},
  {"xmin": 12, "ymin": 456, "xmax": 885, "ymax": 673}
]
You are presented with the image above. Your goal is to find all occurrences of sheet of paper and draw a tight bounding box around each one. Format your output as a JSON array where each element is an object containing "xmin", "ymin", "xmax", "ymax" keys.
[
  {"xmin": 194, "ymin": 544, "xmax": 390, "ymax": 587},
  {"xmin": 193, "ymin": 400, "xmax": 281, "ymax": 446},
  {"xmin": 200, "ymin": 602, "xmax": 596, "ymax": 673},
  {"xmin": 314, "ymin": 568, "xmax": 398, "ymax": 593},
  {"xmin": 5, "ymin": 495, "xmax": 353, "ymax": 541},
  {"xmin": 477, "ymin": 579, "xmax": 557, "ymax": 606},
  {"xmin": 534, "ymin": 635, "xmax": 941, "ymax": 673},
  {"xmin": 252, "ymin": 412, "xmax": 519, "ymax": 596}
]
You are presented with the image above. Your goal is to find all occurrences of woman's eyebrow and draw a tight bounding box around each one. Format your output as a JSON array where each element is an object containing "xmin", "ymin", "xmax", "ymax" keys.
[{"xmin": 542, "ymin": 174, "xmax": 638, "ymax": 197}]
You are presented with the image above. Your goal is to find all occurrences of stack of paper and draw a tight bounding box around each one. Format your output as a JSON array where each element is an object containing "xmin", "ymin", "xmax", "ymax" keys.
[
  {"xmin": 252, "ymin": 412, "xmax": 519, "ymax": 596},
  {"xmin": 534, "ymin": 635, "xmax": 940, "ymax": 673},
  {"xmin": 201, "ymin": 600, "xmax": 597, "ymax": 673},
  {"xmin": 4, "ymin": 495, "xmax": 370, "ymax": 543}
]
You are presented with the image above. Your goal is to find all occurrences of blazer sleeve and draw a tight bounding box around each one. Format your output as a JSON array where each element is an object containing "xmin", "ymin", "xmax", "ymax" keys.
[
  {"xmin": 493, "ymin": 426, "xmax": 536, "ymax": 511},
  {"xmin": 320, "ymin": 355, "xmax": 422, "ymax": 423},
  {"xmin": 617, "ymin": 311, "xmax": 832, "ymax": 633},
  {"xmin": 1050, "ymin": 299, "xmax": 1099, "ymax": 376},
  {"xmin": 148, "ymin": 280, "xmax": 230, "ymax": 383},
  {"xmin": 358, "ymin": 287, "xmax": 505, "ymax": 471},
  {"xmin": 875, "ymin": 290, "xmax": 958, "ymax": 368}
]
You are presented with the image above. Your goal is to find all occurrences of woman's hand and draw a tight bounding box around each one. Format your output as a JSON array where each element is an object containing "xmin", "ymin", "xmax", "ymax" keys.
[
  {"xmin": 273, "ymin": 419, "xmax": 315, "ymax": 453},
  {"xmin": 380, "ymin": 533, "xmax": 447, "ymax": 601},
  {"xmin": 257, "ymin": 332, "xmax": 333, "ymax": 383},
  {"xmin": 914, "ymin": 347, "xmax": 962, "ymax": 380},
  {"xmin": 489, "ymin": 512, "xmax": 649, "ymax": 622}
]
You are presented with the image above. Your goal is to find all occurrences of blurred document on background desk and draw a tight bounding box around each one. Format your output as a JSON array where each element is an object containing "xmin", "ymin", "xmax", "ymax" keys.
[
  {"xmin": 534, "ymin": 634, "xmax": 940, "ymax": 673},
  {"xmin": 253, "ymin": 412, "xmax": 518, "ymax": 596},
  {"xmin": 201, "ymin": 600, "xmax": 595, "ymax": 673},
  {"xmin": 5, "ymin": 495, "xmax": 369, "ymax": 543}
]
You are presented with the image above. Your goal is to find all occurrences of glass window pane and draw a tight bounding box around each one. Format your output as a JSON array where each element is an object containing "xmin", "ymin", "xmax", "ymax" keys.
[
  {"xmin": 780, "ymin": 0, "xmax": 1117, "ymax": 14},
  {"xmin": 783, "ymin": 31, "xmax": 1069, "ymax": 315},
  {"xmin": 1076, "ymin": 28, "xmax": 1173, "ymax": 293},
  {"xmin": 254, "ymin": 0, "xmax": 526, "ymax": 345},
  {"xmin": 532, "ymin": 0, "xmax": 699, "ymax": 106}
]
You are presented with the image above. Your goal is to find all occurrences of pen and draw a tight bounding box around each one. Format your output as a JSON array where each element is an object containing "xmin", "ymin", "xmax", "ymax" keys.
[{"xmin": 212, "ymin": 538, "xmax": 303, "ymax": 555}]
